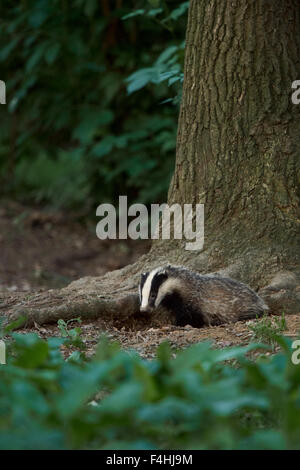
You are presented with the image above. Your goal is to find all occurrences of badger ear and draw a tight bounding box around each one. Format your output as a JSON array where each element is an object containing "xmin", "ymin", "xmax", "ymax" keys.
[
  {"xmin": 141, "ymin": 271, "xmax": 149, "ymax": 279},
  {"xmin": 158, "ymin": 270, "xmax": 168, "ymax": 279}
]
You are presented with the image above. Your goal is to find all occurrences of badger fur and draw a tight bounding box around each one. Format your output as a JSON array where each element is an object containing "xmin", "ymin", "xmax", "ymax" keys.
[{"xmin": 139, "ymin": 265, "xmax": 269, "ymax": 328}]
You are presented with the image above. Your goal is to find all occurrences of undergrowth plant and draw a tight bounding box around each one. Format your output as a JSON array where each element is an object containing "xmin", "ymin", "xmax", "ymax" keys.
[
  {"xmin": 0, "ymin": 319, "xmax": 300, "ymax": 450},
  {"xmin": 248, "ymin": 313, "xmax": 287, "ymax": 350},
  {"xmin": 57, "ymin": 318, "xmax": 85, "ymax": 350}
]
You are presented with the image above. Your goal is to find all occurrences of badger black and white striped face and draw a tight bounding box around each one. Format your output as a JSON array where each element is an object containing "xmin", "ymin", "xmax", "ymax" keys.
[{"xmin": 139, "ymin": 268, "xmax": 168, "ymax": 312}]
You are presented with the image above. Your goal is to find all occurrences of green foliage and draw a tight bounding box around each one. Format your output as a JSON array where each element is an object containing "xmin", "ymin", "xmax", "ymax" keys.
[
  {"xmin": 0, "ymin": 326, "xmax": 300, "ymax": 450},
  {"xmin": 57, "ymin": 318, "xmax": 85, "ymax": 351},
  {"xmin": 126, "ymin": 43, "xmax": 184, "ymax": 101},
  {"xmin": 248, "ymin": 313, "xmax": 287, "ymax": 350},
  {"xmin": 0, "ymin": 0, "xmax": 188, "ymax": 210},
  {"xmin": 14, "ymin": 151, "xmax": 90, "ymax": 210}
]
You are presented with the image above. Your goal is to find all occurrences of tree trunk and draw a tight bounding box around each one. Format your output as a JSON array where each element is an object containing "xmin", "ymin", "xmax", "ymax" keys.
[
  {"xmin": 2, "ymin": 0, "xmax": 299, "ymax": 328},
  {"xmin": 160, "ymin": 0, "xmax": 300, "ymax": 313}
]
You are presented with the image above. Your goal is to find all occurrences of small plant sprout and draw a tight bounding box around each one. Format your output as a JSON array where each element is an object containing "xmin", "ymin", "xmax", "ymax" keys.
[{"xmin": 248, "ymin": 312, "xmax": 287, "ymax": 350}]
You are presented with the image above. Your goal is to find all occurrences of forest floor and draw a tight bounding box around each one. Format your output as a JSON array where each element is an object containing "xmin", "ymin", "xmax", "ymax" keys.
[{"xmin": 1, "ymin": 201, "xmax": 299, "ymax": 358}]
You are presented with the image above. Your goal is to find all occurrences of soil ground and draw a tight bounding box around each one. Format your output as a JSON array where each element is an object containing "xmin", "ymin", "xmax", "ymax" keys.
[{"xmin": 1, "ymin": 201, "xmax": 299, "ymax": 358}]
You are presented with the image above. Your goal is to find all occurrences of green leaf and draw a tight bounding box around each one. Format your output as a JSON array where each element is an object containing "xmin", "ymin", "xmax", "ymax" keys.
[
  {"xmin": 155, "ymin": 45, "xmax": 179, "ymax": 65},
  {"xmin": 164, "ymin": 2, "xmax": 190, "ymax": 22},
  {"xmin": 12, "ymin": 333, "xmax": 49, "ymax": 368},
  {"xmin": 91, "ymin": 137, "xmax": 114, "ymax": 158},
  {"xmin": 25, "ymin": 45, "xmax": 46, "ymax": 72},
  {"xmin": 126, "ymin": 68, "xmax": 158, "ymax": 94},
  {"xmin": 72, "ymin": 110, "xmax": 114, "ymax": 144},
  {"xmin": 122, "ymin": 10, "xmax": 145, "ymax": 20},
  {"xmin": 28, "ymin": 9, "xmax": 49, "ymax": 28},
  {"xmin": 55, "ymin": 363, "xmax": 111, "ymax": 418},
  {"xmin": 4, "ymin": 315, "xmax": 27, "ymax": 333},
  {"xmin": 0, "ymin": 38, "xmax": 19, "ymax": 61},
  {"xmin": 101, "ymin": 382, "xmax": 143, "ymax": 413},
  {"xmin": 147, "ymin": 8, "xmax": 163, "ymax": 18},
  {"xmin": 45, "ymin": 43, "xmax": 60, "ymax": 65}
]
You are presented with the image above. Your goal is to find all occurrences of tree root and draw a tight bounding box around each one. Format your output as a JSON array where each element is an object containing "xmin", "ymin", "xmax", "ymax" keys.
[{"xmin": 1, "ymin": 245, "xmax": 299, "ymax": 329}]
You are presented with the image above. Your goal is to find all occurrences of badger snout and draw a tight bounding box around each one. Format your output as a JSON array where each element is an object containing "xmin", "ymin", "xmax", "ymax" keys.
[{"xmin": 140, "ymin": 305, "xmax": 153, "ymax": 313}]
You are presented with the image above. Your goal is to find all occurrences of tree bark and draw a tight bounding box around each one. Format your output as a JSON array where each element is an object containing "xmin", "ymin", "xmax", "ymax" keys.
[
  {"xmin": 2, "ymin": 0, "xmax": 300, "ymax": 328},
  {"xmin": 161, "ymin": 0, "xmax": 300, "ymax": 313}
]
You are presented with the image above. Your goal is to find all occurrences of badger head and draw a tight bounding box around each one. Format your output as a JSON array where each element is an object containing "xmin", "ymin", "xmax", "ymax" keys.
[{"xmin": 139, "ymin": 266, "xmax": 181, "ymax": 313}]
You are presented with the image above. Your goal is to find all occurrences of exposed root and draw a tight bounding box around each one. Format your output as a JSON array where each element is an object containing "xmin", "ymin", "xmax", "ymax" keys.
[{"xmin": 1, "ymin": 245, "xmax": 299, "ymax": 329}]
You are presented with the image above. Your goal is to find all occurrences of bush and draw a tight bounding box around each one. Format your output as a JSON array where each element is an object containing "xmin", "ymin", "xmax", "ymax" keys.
[
  {"xmin": 248, "ymin": 313, "xmax": 287, "ymax": 350},
  {"xmin": 0, "ymin": 1, "xmax": 188, "ymax": 210},
  {"xmin": 0, "ymin": 325, "xmax": 300, "ymax": 450}
]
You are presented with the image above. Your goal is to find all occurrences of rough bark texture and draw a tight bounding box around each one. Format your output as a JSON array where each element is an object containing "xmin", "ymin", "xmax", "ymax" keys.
[
  {"xmin": 161, "ymin": 0, "xmax": 300, "ymax": 313},
  {"xmin": 1, "ymin": 0, "xmax": 299, "ymax": 328}
]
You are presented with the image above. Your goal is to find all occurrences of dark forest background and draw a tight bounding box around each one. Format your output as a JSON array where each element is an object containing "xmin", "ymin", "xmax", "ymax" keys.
[{"xmin": 0, "ymin": 1, "xmax": 189, "ymax": 212}]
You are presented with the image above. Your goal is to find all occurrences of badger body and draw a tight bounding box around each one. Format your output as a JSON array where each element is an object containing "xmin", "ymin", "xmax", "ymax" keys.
[{"xmin": 139, "ymin": 265, "xmax": 269, "ymax": 328}]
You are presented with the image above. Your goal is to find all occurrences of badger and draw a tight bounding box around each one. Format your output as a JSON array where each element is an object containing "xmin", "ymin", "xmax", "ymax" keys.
[{"xmin": 139, "ymin": 264, "xmax": 269, "ymax": 328}]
